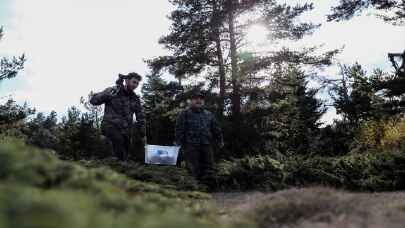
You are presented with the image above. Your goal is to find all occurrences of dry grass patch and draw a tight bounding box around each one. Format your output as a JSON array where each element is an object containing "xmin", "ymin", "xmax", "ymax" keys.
[{"xmin": 214, "ymin": 187, "xmax": 405, "ymax": 228}]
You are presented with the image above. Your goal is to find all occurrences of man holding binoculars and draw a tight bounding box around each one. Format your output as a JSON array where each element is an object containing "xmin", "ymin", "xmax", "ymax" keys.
[{"xmin": 90, "ymin": 72, "xmax": 145, "ymax": 161}]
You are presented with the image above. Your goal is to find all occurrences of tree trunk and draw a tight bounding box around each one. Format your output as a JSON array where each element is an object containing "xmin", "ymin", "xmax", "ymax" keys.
[
  {"xmin": 212, "ymin": 0, "xmax": 226, "ymax": 118},
  {"xmin": 228, "ymin": 0, "xmax": 241, "ymax": 120}
]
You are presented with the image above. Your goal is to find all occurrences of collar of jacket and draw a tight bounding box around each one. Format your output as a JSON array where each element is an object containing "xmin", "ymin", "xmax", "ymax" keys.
[
  {"xmin": 189, "ymin": 106, "xmax": 204, "ymax": 113},
  {"xmin": 118, "ymin": 86, "xmax": 136, "ymax": 97}
]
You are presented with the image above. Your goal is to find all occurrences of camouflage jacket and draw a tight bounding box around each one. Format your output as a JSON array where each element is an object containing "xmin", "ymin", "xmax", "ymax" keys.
[
  {"xmin": 90, "ymin": 86, "xmax": 145, "ymax": 136},
  {"xmin": 175, "ymin": 107, "xmax": 223, "ymax": 146}
]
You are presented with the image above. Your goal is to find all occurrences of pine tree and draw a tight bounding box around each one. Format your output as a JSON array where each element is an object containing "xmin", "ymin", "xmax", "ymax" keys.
[
  {"xmin": 328, "ymin": 0, "xmax": 405, "ymax": 25},
  {"xmin": 80, "ymin": 92, "xmax": 103, "ymax": 129},
  {"xmin": 149, "ymin": 0, "xmax": 337, "ymax": 123},
  {"xmin": 0, "ymin": 100, "xmax": 34, "ymax": 138},
  {"xmin": 147, "ymin": 0, "xmax": 227, "ymax": 116},
  {"xmin": 25, "ymin": 112, "xmax": 58, "ymax": 149},
  {"xmin": 259, "ymin": 64, "xmax": 326, "ymax": 155},
  {"xmin": 141, "ymin": 73, "xmax": 183, "ymax": 145},
  {"xmin": 0, "ymin": 26, "xmax": 26, "ymax": 81},
  {"xmin": 331, "ymin": 64, "xmax": 385, "ymax": 125}
]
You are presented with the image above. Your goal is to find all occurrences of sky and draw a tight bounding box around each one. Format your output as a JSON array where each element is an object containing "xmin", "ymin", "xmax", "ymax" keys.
[{"xmin": 0, "ymin": 0, "xmax": 404, "ymax": 124}]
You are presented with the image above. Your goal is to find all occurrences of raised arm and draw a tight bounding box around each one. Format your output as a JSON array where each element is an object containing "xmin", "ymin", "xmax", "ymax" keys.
[{"xmin": 89, "ymin": 87, "xmax": 115, "ymax": 106}]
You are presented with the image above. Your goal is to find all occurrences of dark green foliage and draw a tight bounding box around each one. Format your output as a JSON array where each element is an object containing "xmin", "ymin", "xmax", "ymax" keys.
[
  {"xmin": 3, "ymin": 135, "xmax": 405, "ymax": 195},
  {"xmin": 0, "ymin": 138, "xmax": 246, "ymax": 228},
  {"xmin": 0, "ymin": 100, "xmax": 35, "ymax": 139},
  {"xmin": 147, "ymin": 0, "xmax": 222, "ymax": 78},
  {"xmin": 24, "ymin": 112, "xmax": 59, "ymax": 149},
  {"xmin": 141, "ymin": 73, "xmax": 183, "ymax": 145},
  {"xmin": 370, "ymin": 68, "xmax": 405, "ymax": 115},
  {"xmin": 314, "ymin": 122, "xmax": 354, "ymax": 156},
  {"xmin": 6, "ymin": 103, "xmax": 110, "ymax": 160},
  {"xmin": 145, "ymin": 0, "xmax": 339, "ymax": 157},
  {"xmin": 56, "ymin": 106, "xmax": 83, "ymax": 159},
  {"xmin": 216, "ymin": 155, "xmax": 287, "ymax": 191},
  {"xmin": 56, "ymin": 106, "xmax": 110, "ymax": 159},
  {"xmin": 285, "ymin": 156, "xmax": 344, "ymax": 188},
  {"xmin": 0, "ymin": 100, "xmax": 34, "ymax": 126},
  {"xmin": 326, "ymin": 63, "xmax": 405, "ymax": 154},
  {"xmin": 0, "ymin": 27, "xmax": 26, "ymax": 81},
  {"xmin": 330, "ymin": 64, "xmax": 385, "ymax": 125},
  {"xmin": 246, "ymin": 65, "xmax": 325, "ymax": 156},
  {"xmin": 328, "ymin": 0, "xmax": 405, "ymax": 25},
  {"xmin": 286, "ymin": 152, "xmax": 405, "ymax": 191},
  {"xmin": 141, "ymin": 73, "xmax": 224, "ymax": 148},
  {"xmin": 80, "ymin": 158, "xmax": 204, "ymax": 191},
  {"xmin": 387, "ymin": 51, "xmax": 405, "ymax": 79},
  {"xmin": 0, "ymin": 55, "xmax": 26, "ymax": 81},
  {"xmin": 77, "ymin": 112, "xmax": 109, "ymax": 158},
  {"xmin": 324, "ymin": 63, "xmax": 393, "ymax": 155},
  {"xmin": 213, "ymin": 149, "xmax": 405, "ymax": 192},
  {"xmin": 80, "ymin": 92, "xmax": 103, "ymax": 129},
  {"xmin": 261, "ymin": 2, "xmax": 319, "ymax": 40},
  {"xmin": 221, "ymin": 117, "xmax": 263, "ymax": 158},
  {"xmin": 151, "ymin": 0, "xmax": 337, "ymax": 120}
]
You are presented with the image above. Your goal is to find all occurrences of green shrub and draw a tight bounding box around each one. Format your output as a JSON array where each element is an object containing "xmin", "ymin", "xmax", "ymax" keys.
[
  {"xmin": 353, "ymin": 115, "xmax": 405, "ymax": 153},
  {"xmin": 214, "ymin": 151, "xmax": 405, "ymax": 192},
  {"xmin": 0, "ymin": 137, "xmax": 246, "ymax": 228},
  {"xmin": 79, "ymin": 158, "xmax": 203, "ymax": 191},
  {"xmin": 216, "ymin": 155, "xmax": 287, "ymax": 191},
  {"xmin": 285, "ymin": 156, "xmax": 343, "ymax": 187},
  {"xmin": 286, "ymin": 153, "xmax": 405, "ymax": 191},
  {"xmin": 0, "ymin": 184, "xmax": 222, "ymax": 228}
]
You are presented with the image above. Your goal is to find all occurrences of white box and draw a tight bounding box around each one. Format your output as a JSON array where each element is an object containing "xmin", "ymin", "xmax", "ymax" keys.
[{"xmin": 145, "ymin": 144, "xmax": 180, "ymax": 166}]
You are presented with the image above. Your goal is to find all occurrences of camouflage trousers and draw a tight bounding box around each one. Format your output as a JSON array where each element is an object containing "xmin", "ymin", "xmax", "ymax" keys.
[
  {"xmin": 183, "ymin": 144, "xmax": 215, "ymax": 182},
  {"xmin": 102, "ymin": 124, "xmax": 131, "ymax": 161}
]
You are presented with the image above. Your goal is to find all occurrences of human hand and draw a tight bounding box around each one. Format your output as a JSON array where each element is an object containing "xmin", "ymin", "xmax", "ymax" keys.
[
  {"xmin": 108, "ymin": 86, "xmax": 119, "ymax": 97},
  {"xmin": 219, "ymin": 141, "xmax": 225, "ymax": 149}
]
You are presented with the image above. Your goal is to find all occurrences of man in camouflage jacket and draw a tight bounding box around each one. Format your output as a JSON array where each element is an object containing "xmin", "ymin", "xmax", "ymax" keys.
[
  {"xmin": 175, "ymin": 91, "xmax": 224, "ymax": 182},
  {"xmin": 90, "ymin": 72, "xmax": 145, "ymax": 161}
]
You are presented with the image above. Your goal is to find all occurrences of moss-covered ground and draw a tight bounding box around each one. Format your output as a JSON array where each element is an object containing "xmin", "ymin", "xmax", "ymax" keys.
[{"xmin": 3, "ymin": 138, "xmax": 405, "ymax": 228}]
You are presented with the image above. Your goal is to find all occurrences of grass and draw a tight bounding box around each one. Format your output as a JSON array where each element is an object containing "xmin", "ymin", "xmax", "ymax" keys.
[
  {"xmin": 0, "ymin": 137, "xmax": 251, "ymax": 228},
  {"xmin": 216, "ymin": 187, "xmax": 405, "ymax": 228},
  {"xmin": 3, "ymin": 137, "xmax": 405, "ymax": 228}
]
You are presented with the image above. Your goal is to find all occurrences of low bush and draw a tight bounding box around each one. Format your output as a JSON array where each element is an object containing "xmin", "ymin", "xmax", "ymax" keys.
[
  {"xmin": 0, "ymin": 138, "xmax": 251, "ymax": 228},
  {"xmin": 353, "ymin": 115, "xmax": 405, "ymax": 153},
  {"xmin": 214, "ymin": 151, "xmax": 405, "ymax": 192},
  {"xmin": 286, "ymin": 153, "xmax": 405, "ymax": 191},
  {"xmin": 215, "ymin": 155, "xmax": 287, "ymax": 191},
  {"xmin": 80, "ymin": 158, "xmax": 203, "ymax": 191}
]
